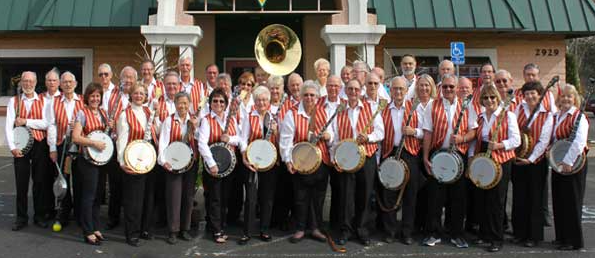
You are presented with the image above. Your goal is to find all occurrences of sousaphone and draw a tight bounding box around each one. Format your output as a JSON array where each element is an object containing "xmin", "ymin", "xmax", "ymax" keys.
[{"xmin": 255, "ymin": 24, "xmax": 302, "ymax": 76}]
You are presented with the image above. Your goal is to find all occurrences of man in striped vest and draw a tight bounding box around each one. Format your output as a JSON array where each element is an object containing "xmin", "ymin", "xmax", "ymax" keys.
[
  {"xmin": 41, "ymin": 69, "xmax": 61, "ymax": 102},
  {"xmin": 331, "ymin": 79, "xmax": 384, "ymax": 246},
  {"xmin": 140, "ymin": 60, "xmax": 164, "ymax": 105},
  {"xmin": 205, "ymin": 64, "xmax": 219, "ymax": 92},
  {"xmin": 47, "ymin": 71, "xmax": 84, "ymax": 228},
  {"xmin": 379, "ymin": 76, "xmax": 424, "ymax": 245},
  {"xmin": 178, "ymin": 57, "xmax": 209, "ymax": 115},
  {"xmin": 6, "ymin": 71, "xmax": 51, "ymax": 230},
  {"xmin": 421, "ymin": 74, "xmax": 478, "ymax": 248}
]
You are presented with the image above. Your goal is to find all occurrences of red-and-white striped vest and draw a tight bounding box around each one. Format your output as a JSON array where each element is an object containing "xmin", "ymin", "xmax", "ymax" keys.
[
  {"xmin": 149, "ymin": 80, "xmax": 164, "ymax": 103},
  {"xmin": 206, "ymin": 114, "xmax": 237, "ymax": 151},
  {"xmin": 336, "ymin": 102, "xmax": 377, "ymax": 157},
  {"xmin": 53, "ymin": 95, "xmax": 84, "ymax": 145},
  {"xmin": 15, "ymin": 95, "xmax": 46, "ymax": 141},
  {"xmin": 125, "ymin": 106, "xmax": 157, "ymax": 143},
  {"xmin": 81, "ymin": 108, "xmax": 107, "ymax": 135},
  {"xmin": 184, "ymin": 79, "xmax": 208, "ymax": 114},
  {"xmin": 430, "ymin": 98, "xmax": 471, "ymax": 154},
  {"xmin": 517, "ymin": 106, "xmax": 551, "ymax": 161},
  {"xmin": 248, "ymin": 113, "xmax": 278, "ymax": 146},
  {"xmin": 169, "ymin": 114, "xmax": 198, "ymax": 155},
  {"xmin": 312, "ymin": 104, "xmax": 332, "ymax": 166},
  {"xmin": 381, "ymin": 100, "xmax": 421, "ymax": 158},
  {"xmin": 278, "ymin": 97, "xmax": 299, "ymax": 121},
  {"xmin": 475, "ymin": 111, "xmax": 516, "ymax": 163},
  {"xmin": 107, "ymin": 88, "xmax": 124, "ymax": 121},
  {"xmin": 156, "ymin": 95, "xmax": 173, "ymax": 122}
]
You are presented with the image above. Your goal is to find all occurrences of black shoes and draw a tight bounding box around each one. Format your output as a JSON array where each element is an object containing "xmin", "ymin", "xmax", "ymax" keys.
[
  {"xmin": 84, "ymin": 235, "xmax": 101, "ymax": 246},
  {"xmin": 126, "ymin": 237, "xmax": 141, "ymax": 247},
  {"xmin": 487, "ymin": 243, "xmax": 502, "ymax": 252},
  {"xmin": 289, "ymin": 231, "xmax": 304, "ymax": 243},
  {"xmin": 238, "ymin": 235, "xmax": 251, "ymax": 245},
  {"xmin": 140, "ymin": 231, "xmax": 154, "ymax": 240},
  {"xmin": 179, "ymin": 231, "xmax": 193, "ymax": 241},
  {"xmin": 360, "ymin": 237, "xmax": 372, "ymax": 246},
  {"xmin": 401, "ymin": 236, "xmax": 414, "ymax": 245},
  {"xmin": 33, "ymin": 219, "xmax": 48, "ymax": 228},
  {"xmin": 558, "ymin": 244, "xmax": 578, "ymax": 251},
  {"xmin": 12, "ymin": 221, "xmax": 27, "ymax": 231},
  {"xmin": 105, "ymin": 221, "xmax": 119, "ymax": 230},
  {"xmin": 524, "ymin": 240, "xmax": 538, "ymax": 247},
  {"xmin": 260, "ymin": 232, "xmax": 273, "ymax": 242},
  {"xmin": 167, "ymin": 233, "xmax": 178, "ymax": 245}
]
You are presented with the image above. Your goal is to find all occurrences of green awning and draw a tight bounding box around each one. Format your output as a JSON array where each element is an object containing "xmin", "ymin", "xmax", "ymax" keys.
[
  {"xmin": 0, "ymin": 0, "xmax": 157, "ymax": 31},
  {"xmin": 370, "ymin": 0, "xmax": 595, "ymax": 35}
]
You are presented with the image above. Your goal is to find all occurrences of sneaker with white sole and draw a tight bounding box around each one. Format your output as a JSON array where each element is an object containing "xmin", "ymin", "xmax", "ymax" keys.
[
  {"xmin": 451, "ymin": 237, "xmax": 469, "ymax": 248},
  {"xmin": 423, "ymin": 236, "xmax": 442, "ymax": 246}
]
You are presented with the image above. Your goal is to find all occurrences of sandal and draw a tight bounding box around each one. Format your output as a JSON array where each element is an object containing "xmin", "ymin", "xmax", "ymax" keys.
[
  {"xmin": 94, "ymin": 231, "xmax": 107, "ymax": 241},
  {"xmin": 214, "ymin": 232, "xmax": 227, "ymax": 244},
  {"xmin": 259, "ymin": 232, "xmax": 272, "ymax": 242}
]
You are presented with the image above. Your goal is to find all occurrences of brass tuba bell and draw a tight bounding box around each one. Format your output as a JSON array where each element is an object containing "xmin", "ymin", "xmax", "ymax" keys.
[{"xmin": 255, "ymin": 24, "xmax": 302, "ymax": 76}]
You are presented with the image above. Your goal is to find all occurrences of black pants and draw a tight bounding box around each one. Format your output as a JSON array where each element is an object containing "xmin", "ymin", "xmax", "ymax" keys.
[
  {"xmin": 511, "ymin": 159, "xmax": 547, "ymax": 241},
  {"xmin": 165, "ymin": 164, "xmax": 197, "ymax": 233},
  {"xmin": 272, "ymin": 163, "xmax": 294, "ymax": 228},
  {"xmin": 415, "ymin": 165, "xmax": 430, "ymax": 233},
  {"xmin": 329, "ymin": 166, "xmax": 341, "ymax": 230},
  {"xmin": 552, "ymin": 164, "xmax": 587, "ymax": 248},
  {"xmin": 13, "ymin": 140, "xmax": 52, "ymax": 223},
  {"xmin": 226, "ymin": 153, "xmax": 245, "ymax": 223},
  {"xmin": 54, "ymin": 144, "xmax": 78, "ymax": 222},
  {"xmin": 122, "ymin": 167, "xmax": 158, "ymax": 239},
  {"xmin": 202, "ymin": 168, "xmax": 230, "ymax": 234},
  {"xmin": 338, "ymin": 156, "xmax": 377, "ymax": 238},
  {"xmin": 141, "ymin": 167, "xmax": 162, "ymax": 234},
  {"xmin": 292, "ymin": 164, "xmax": 329, "ymax": 231},
  {"xmin": 106, "ymin": 149, "xmax": 122, "ymax": 224},
  {"xmin": 243, "ymin": 165, "xmax": 278, "ymax": 235},
  {"xmin": 476, "ymin": 159, "xmax": 512, "ymax": 245},
  {"xmin": 77, "ymin": 158, "xmax": 102, "ymax": 236},
  {"xmin": 425, "ymin": 151, "xmax": 467, "ymax": 238}
]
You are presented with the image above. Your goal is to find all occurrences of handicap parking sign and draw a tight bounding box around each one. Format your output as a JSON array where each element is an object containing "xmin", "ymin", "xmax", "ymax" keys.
[{"xmin": 450, "ymin": 42, "xmax": 465, "ymax": 65}]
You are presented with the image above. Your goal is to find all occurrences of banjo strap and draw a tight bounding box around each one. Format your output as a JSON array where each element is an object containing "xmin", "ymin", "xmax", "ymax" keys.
[{"xmin": 376, "ymin": 184, "xmax": 406, "ymax": 212}]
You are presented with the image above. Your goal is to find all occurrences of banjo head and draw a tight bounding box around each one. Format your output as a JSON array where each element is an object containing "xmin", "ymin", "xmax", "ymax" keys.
[
  {"xmin": 379, "ymin": 157, "xmax": 409, "ymax": 190},
  {"xmin": 291, "ymin": 142, "xmax": 322, "ymax": 175},
  {"xmin": 124, "ymin": 140, "xmax": 157, "ymax": 174},
  {"xmin": 468, "ymin": 154, "xmax": 502, "ymax": 189},
  {"xmin": 85, "ymin": 131, "xmax": 114, "ymax": 166},
  {"xmin": 13, "ymin": 126, "xmax": 33, "ymax": 154},
  {"xmin": 515, "ymin": 133, "xmax": 532, "ymax": 159},
  {"xmin": 430, "ymin": 150, "xmax": 463, "ymax": 184},
  {"xmin": 247, "ymin": 140, "xmax": 278, "ymax": 172},
  {"xmin": 164, "ymin": 141, "xmax": 194, "ymax": 172},
  {"xmin": 548, "ymin": 140, "xmax": 585, "ymax": 175},
  {"xmin": 334, "ymin": 139, "xmax": 366, "ymax": 173},
  {"xmin": 209, "ymin": 143, "xmax": 236, "ymax": 178}
]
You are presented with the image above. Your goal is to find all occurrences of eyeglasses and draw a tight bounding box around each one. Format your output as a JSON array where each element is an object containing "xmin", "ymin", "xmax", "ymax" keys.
[
  {"xmin": 495, "ymin": 79, "xmax": 508, "ymax": 84},
  {"xmin": 303, "ymin": 93, "xmax": 317, "ymax": 98},
  {"xmin": 367, "ymin": 82, "xmax": 380, "ymax": 85},
  {"xmin": 482, "ymin": 96, "xmax": 497, "ymax": 100},
  {"xmin": 212, "ymin": 99, "xmax": 226, "ymax": 104},
  {"xmin": 240, "ymin": 82, "xmax": 253, "ymax": 86},
  {"xmin": 392, "ymin": 87, "xmax": 406, "ymax": 92},
  {"xmin": 346, "ymin": 87, "xmax": 361, "ymax": 91},
  {"xmin": 98, "ymin": 73, "xmax": 109, "ymax": 77},
  {"xmin": 441, "ymin": 84, "xmax": 455, "ymax": 89}
]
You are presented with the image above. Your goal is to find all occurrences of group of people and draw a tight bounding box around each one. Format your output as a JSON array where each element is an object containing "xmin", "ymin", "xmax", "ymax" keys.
[{"xmin": 5, "ymin": 54, "xmax": 588, "ymax": 253}]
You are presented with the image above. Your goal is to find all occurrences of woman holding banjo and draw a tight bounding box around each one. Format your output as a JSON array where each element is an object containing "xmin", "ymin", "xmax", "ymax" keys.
[
  {"xmin": 71, "ymin": 83, "xmax": 109, "ymax": 245},
  {"xmin": 549, "ymin": 84, "xmax": 588, "ymax": 250},
  {"xmin": 116, "ymin": 83, "xmax": 158, "ymax": 246},
  {"xmin": 280, "ymin": 80, "xmax": 333, "ymax": 243},
  {"xmin": 239, "ymin": 86, "xmax": 279, "ymax": 244},
  {"xmin": 512, "ymin": 81, "xmax": 553, "ymax": 247},
  {"xmin": 197, "ymin": 88, "xmax": 241, "ymax": 244},
  {"xmin": 469, "ymin": 86, "xmax": 520, "ymax": 252},
  {"xmin": 157, "ymin": 91, "xmax": 199, "ymax": 245}
]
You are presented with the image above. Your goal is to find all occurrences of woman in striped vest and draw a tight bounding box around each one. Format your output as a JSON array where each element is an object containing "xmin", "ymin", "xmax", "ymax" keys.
[
  {"xmin": 157, "ymin": 91, "xmax": 199, "ymax": 245},
  {"xmin": 197, "ymin": 88, "xmax": 241, "ymax": 244},
  {"xmin": 238, "ymin": 86, "xmax": 279, "ymax": 244},
  {"xmin": 512, "ymin": 81, "xmax": 554, "ymax": 247},
  {"xmin": 379, "ymin": 76, "xmax": 424, "ymax": 245},
  {"xmin": 421, "ymin": 74, "xmax": 477, "ymax": 248},
  {"xmin": 472, "ymin": 85, "xmax": 520, "ymax": 252},
  {"xmin": 71, "ymin": 83, "xmax": 109, "ymax": 245},
  {"xmin": 116, "ymin": 83, "xmax": 158, "ymax": 246},
  {"xmin": 280, "ymin": 80, "xmax": 333, "ymax": 243},
  {"xmin": 551, "ymin": 85, "xmax": 588, "ymax": 250},
  {"xmin": 331, "ymin": 79, "xmax": 384, "ymax": 246}
]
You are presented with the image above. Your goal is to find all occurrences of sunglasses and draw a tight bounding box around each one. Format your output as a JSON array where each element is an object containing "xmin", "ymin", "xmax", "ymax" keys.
[
  {"xmin": 346, "ymin": 87, "xmax": 361, "ymax": 91},
  {"xmin": 495, "ymin": 79, "xmax": 508, "ymax": 84},
  {"xmin": 303, "ymin": 93, "xmax": 317, "ymax": 97},
  {"xmin": 441, "ymin": 84, "xmax": 455, "ymax": 89},
  {"xmin": 98, "ymin": 73, "xmax": 109, "ymax": 77},
  {"xmin": 212, "ymin": 99, "xmax": 226, "ymax": 104},
  {"xmin": 482, "ymin": 96, "xmax": 497, "ymax": 100}
]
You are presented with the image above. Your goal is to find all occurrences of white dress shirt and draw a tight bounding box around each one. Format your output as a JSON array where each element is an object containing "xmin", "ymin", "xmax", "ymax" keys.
[
  {"xmin": 154, "ymin": 95, "xmax": 177, "ymax": 133},
  {"xmin": 239, "ymin": 109, "xmax": 273, "ymax": 153},
  {"xmin": 389, "ymin": 101, "xmax": 425, "ymax": 147},
  {"xmin": 553, "ymin": 106, "xmax": 588, "ymax": 166},
  {"xmin": 469, "ymin": 107, "xmax": 521, "ymax": 156},
  {"xmin": 157, "ymin": 112, "xmax": 194, "ymax": 166},
  {"xmin": 329, "ymin": 100, "xmax": 384, "ymax": 157},
  {"xmin": 197, "ymin": 112, "xmax": 241, "ymax": 168},
  {"xmin": 515, "ymin": 103, "xmax": 553, "ymax": 163},
  {"xmin": 423, "ymin": 97, "xmax": 478, "ymax": 149},
  {"xmin": 101, "ymin": 82, "xmax": 116, "ymax": 113},
  {"xmin": 5, "ymin": 92, "xmax": 48, "ymax": 150},
  {"xmin": 116, "ymin": 104, "xmax": 148, "ymax": 166},
  {"xmin": 47, "ymin": 94, "xmax": 81, "ymax": 152}
]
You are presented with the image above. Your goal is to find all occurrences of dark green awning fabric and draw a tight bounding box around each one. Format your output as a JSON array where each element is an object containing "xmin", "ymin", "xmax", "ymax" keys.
[{"xmin": 370, "ymin": 0, "xmax": 595, "ymax": 34}]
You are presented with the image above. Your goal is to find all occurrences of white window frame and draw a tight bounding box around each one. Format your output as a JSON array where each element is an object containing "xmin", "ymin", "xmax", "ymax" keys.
[
  {"xmin": 383, "ymin": 48, "xmax": 498, "ymax": 75},
  {"xmin": 0, "ymin": 48, "xmax": 93, "ymax": 106}
]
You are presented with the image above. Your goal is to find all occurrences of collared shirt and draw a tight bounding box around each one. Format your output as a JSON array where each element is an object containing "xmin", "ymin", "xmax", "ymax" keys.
[
  {"xmin": 553, "ymin": 106, "xmax": 588, "ymax": 165},
  {"xmin": 47, "ymin": 94, "xmax": 81, "ymax": 152},
  {"xmin": 5, "ymin": 92, "xmax": 48, "ymax": 150},
  {"xmin": 101, "ymin": 82, "xmax": 116, "ymax": 113},
  {"xmin": 239, "ymin": 109, "xmax": 273, "ymax": 153},
  {"xmin": 180, "ymin": 76, "xmax": 196, "ymax": 94},
  {"xmin": 197, "ymin": 111, "xmax": 241, "ymax": 168},
  {"xmin": 364, "ymin": 94, "xmax": 389, "ymax": 113},
  {"xmin": 405, "ymin": 76, "xmax": 417, "ymax": 101},
  {"xmin": 515, "ymin": 102, "xmax": 553, "ymax": 163},
  {"xmin": 42, "ymin": 90, "xmax": 61, "ymax": 104},
  {"xmin": 389, "ymin": 101, "xmax": 424, "ymax": 147},
  {"xmin": 146, "ymin": 78, "xmax": 158, "ymax": 102},
  {"xmin": 423, "ymin": 96, "xmax": 478, "ymax": 149},
  {"xmin": 154, "ymin": 95, "xmax": 177, "ymax": 133},
  {"xmin": 157, "ymin": 112, "xmax": 193, "ymax": 166},
  {"xmin": 116, "ymin": 104, "xmax": 148, "ymax": 166},
  {"xmin": 476, "ymin": 107, "xmax": 521, "ymax": 153}
]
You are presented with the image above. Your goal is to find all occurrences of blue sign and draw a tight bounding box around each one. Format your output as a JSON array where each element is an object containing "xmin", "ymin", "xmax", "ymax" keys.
[{"xmin": 450, "ymin": 42, "xmax": 465, "ymax": 65}]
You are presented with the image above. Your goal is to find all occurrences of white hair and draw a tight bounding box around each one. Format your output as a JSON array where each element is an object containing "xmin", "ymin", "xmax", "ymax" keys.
[
  {"xmin": 178, "ymin": 56, "xmax": 193, "ymax": 66},
  {"xmin": 61, "ymin": 71, "xmax": 77, "ymax": 82},
  {"xmin": 313, "ymin": 58, "xmax": 330, "ymax": 70},
  {"xmin": 300, "ymin": 80, "xmax": 320, "ymax": 97},
  {"xmin": 252, "ymin": 86, "xmax": 271, "ymax": 102},
  {"xmin": 98, "ymin": 63, "xmax": 112, "ymax": 74},
  {"xmin": 120, "ymin": 66, "xmax": 138, "ymax": 81}
]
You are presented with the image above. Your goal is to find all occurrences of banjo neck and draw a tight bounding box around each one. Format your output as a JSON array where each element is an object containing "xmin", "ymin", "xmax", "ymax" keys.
[
  {"xmin": 143, "ymin": 106, "xmax": 156, "ymax": 142},
  {"xmin": 522, "ymin": 75, "xmax": 559, "ymax": 133},
  {"xmin": 448, "ymin": 94, "xmax": 474, "ymax": 152},
  {"xmin": 394, "ymin": 99, "xmax": 420, "ymax": 159},
  {"xmin": 568, "ymin": 81, "xmax": 595, "ymax": 142},
  {"xmin": 486, "ymin": 90, "xmax": 515, "ymax": 158},
  {"xmin": 311, "ymin": 102, "xmax": 345, "ymax": 144},
  {"xmin": 358, "ymin": 99, "xmax": 388, "ymax": 140},
  {"xmin": 264, "ymin": 93, "xmax": 287, "ymax": 141},
  {"xmin": 106, "ymin": 85, "xmax": 125, "ymax": 134}
]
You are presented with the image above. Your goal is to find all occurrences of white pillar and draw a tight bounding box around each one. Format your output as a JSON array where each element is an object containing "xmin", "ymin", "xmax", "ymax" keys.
[
  {"xmin": 151, "ymin": 45, "xmax": 165, "ymax": 75},
  {"xmin": 157, "ymin": 0, "xmax": 176, "ymax": 26},
  {"xmin": 330, "ymin": 44, "xmax": 346, "ymax": 76},
  {"xmin": 180, "ymin": 45, "xmax": 194, "ymax": 78},
  {"xmin": 364, "ymin": 44, "xmax": 375, "ymax": 69},
  {"xmin": 347, "ymin": 0, "xmax": 368, "ymax": 25}
]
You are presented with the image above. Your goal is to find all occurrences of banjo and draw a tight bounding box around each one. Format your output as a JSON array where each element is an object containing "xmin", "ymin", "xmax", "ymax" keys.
[
  {"xmin": 163, "ymin": 98, "xmax": 206, "ymax": 173},
  {"xmin": 84, "ymin": 85, "xmax": 123, "ymax": 166},
  {"xmin": 12, "ymin": 87, "xmax": 33, "ymax": 155},
  {"xmin": 467, "ymin": 90, "xmax": 514, "ymax": 190},
  {"xmin": 292, "ymin": 102, "xmax": 346, "ymax": 175},
  {"xmin": 430, "ymin": 94, "xmax": 473, "ymax": 184},
  {"xmin": 334, "ymin": 100, "xmax": 388, "ymax": 173},
  {"xmin": 206, "ymin": 91, "xmax": 246, "ymax": 178},
  {"xmin": 123, "ymin": 106, "xmax": 157, "ymax": 174},
  {"xmin": 516, "ymin": 76, "xmax": 559, "ymax": 158},
  {"xmin": 547, "ymin": 80, "xmax": 593, "ymax": 175},
  {"xmin": 245, "ymin": 94, "xmax": 286, "ymax": 172}
]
